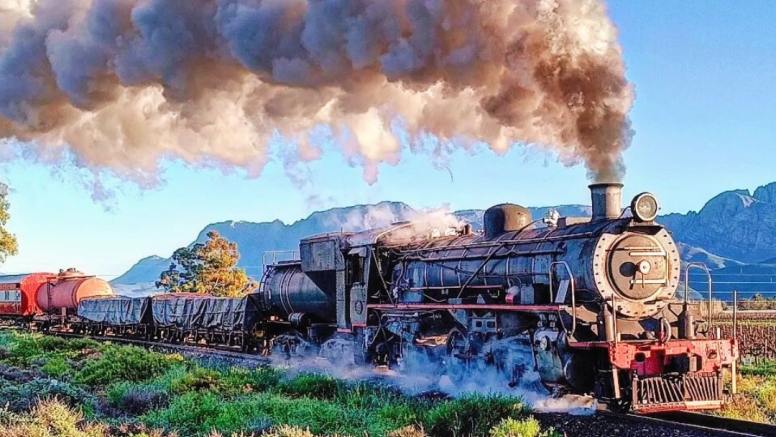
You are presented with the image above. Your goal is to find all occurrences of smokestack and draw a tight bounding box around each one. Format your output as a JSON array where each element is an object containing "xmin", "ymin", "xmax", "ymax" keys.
[{"xmin": 589, "ymin": 183, "xmax": 623, "ymax": 222}]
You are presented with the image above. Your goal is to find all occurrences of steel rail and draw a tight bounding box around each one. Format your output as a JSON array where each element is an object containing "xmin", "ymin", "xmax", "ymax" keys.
[
  {"xmin": 649, "ymin": 411, "xmax": 776, "ymax": 437},
  {"xmin": 598, "ymin": 408, "xmax": 776, "ymax": 437},
  {"xmin": 48, "ymin": 331, "xmax": 271, "ymax": 365}
]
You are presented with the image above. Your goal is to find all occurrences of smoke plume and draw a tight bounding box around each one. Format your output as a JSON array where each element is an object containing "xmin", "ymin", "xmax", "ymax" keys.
[{"xmin": 0, "ymin": 0, "xmax": 633, "ymax": 187}]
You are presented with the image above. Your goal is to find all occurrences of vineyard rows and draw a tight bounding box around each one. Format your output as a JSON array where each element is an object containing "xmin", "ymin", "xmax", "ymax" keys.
[{"xmin": 715, "ymin": 312, "xmax": 776, "ymax": 360}]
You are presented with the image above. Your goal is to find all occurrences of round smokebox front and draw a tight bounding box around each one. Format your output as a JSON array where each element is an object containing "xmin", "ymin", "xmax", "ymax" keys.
[
  {"xmin": 608, "ymin": 234, "xmax": 667, "ymax": 300},
  {"xmin": 594, "ymin": 229, "xmax": 680, "ymax": 318}
]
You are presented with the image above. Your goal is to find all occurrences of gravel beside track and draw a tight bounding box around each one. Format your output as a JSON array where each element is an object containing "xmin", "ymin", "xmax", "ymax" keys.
[{"xmin": 533, "ymin": 411, "xmax": 776, "ymax": 437}]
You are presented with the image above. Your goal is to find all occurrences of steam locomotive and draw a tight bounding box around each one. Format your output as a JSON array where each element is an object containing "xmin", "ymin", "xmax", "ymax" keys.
[
  {"xmin": 258, "ymin": 183, "xmax": 738, "ymax": 413},
  {"xmin": 0, "ymin": 183, "xmax": 738, "ymax": 414}
]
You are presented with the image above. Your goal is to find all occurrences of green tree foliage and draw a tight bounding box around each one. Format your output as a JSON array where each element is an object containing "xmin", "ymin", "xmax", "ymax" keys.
[
  {"xmin": 156, "ymin": 231, "xmax": 257, "ymax": 297},
  {"xmin": 0, "ymin": 183, "xmax": 18, "ymax": 265}
]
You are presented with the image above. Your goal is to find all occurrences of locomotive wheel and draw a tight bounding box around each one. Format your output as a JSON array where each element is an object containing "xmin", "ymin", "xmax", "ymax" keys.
[{"xmin": 445, "ymin": 328, "xmax": 470, "ymax": 384}]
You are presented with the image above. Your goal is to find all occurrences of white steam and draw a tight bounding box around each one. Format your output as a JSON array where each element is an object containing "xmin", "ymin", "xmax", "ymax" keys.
[
  {"xmin": 265, "ymin": 339, "xmax": 597, "ymax": 416},
  {"xmin": 330, "ymin": 202, "xmax": 465, "ymax": 234}
]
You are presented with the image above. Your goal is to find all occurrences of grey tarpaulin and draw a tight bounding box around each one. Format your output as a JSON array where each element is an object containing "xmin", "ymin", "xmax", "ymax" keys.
[
  {"xmin": 151, "ymin": 293, "xmax": 262, "ymax": 332},
  {"xmin": 77, "ymin": 296, "xmax": 153, "ymax": 325}
]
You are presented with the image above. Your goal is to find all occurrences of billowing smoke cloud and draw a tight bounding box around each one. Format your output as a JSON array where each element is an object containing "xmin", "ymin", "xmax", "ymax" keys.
[{"xmin": 0, "ymin": 0, "xmax": 633, "ymax": 188}]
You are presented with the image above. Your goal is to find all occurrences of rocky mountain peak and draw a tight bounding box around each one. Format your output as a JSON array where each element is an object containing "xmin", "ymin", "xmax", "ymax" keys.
[
  {"xmin": 698, "ymin": 189, "xmax": 757, "ymax": 219},
  {"xmin": 753, "ymin": 182, "xmax": 776, "ymax": 204}
]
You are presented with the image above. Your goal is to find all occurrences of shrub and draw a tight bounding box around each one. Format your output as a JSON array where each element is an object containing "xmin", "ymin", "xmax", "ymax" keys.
[
  {"xmin": 489, "ymin": 417, "xmax": 561, "ymax": 437},
  {"xmin": 220, "ymin": 366, "xmax": 282, "ymax": 394},
  {"xmin": 5, "ymin": 334, "xmax": 44, "ymax": 364},
  {"xmin": 387, "ymin": 425, "xmax": 428, "ymax": 437},
  {"xmin": 0, "ymin": 398, "xmax": 107, "ymax": 437},
  {"xmin": 0, "ymin": 378, "xmax": 97, "ymax": 414},
  {"xmin": 108, "ymin": 382, "xmax": 170, "ymax": 416},
  {"xmin": 0, "ymin": 333, "xmax": 104, "ymax": 370},
  {"xmin": 142, "ymin": 391, "xmax": 244, "ymax": 436},
  {"xmin": 425, "ymin": 394, "xmax": 529, "ymax": 437},
  {"xmin": 142, "ymin": 391, "xmax": 361, "ymax": 437},
  {"xmin": 741, "ymin": 361, "xmax": 776, "ymax": 377},
  {"xmin": 262, "ymin": 425, "xmax": 315, "ymax": 437},
  {"xmin": 42, "ymin": 355, "xmax": 72, "ymax": 378},
  {"xmin": 170, "ymin": 367, "xmax": 223, "ymax": 394},
  {"xmin": 75, "ymin": 345, "xmax": 180, "ymax": 386},
  {"xmin": 277, "ymin": 373, "xmax": 340, "ymax": 400},
  {"xmin": 0, "ymin": 362, "xmax": 42, "ymax": 383}
]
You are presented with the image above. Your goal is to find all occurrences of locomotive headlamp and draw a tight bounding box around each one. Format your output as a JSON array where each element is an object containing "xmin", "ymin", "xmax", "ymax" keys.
[{"xmin": 631, "ymin": 192, "xmax": 659, "ymax": 222}]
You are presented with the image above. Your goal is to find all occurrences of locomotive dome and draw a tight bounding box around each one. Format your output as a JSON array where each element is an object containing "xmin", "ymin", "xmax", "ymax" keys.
[{"xmin": 483, "ymin": 203, "xmax": 532, "ymax": 239}]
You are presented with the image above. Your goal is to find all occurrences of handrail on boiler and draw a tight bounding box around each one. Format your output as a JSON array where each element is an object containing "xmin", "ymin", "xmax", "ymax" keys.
[
  {"xmin": 261, "ymin": 250, "xmax": 300, "ymax": 270},
  {"xmin": 549, "ymin": 261, "xmax": 576, "ymax": 337},
  {"xmin": 684, "ymin": 262, "xmax": 713, "ymax": 336}
]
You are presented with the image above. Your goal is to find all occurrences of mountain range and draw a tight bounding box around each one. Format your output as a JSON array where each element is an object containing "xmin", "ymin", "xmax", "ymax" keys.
[{"xmin": 112, "ymin": 183, "xmax": 776, "ymax": 302}]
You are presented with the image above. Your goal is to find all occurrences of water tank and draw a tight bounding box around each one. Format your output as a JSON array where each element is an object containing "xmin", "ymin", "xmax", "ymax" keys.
[{"xmin": 36, "ymin": 269, "xmax": 114, "ymax": 312}]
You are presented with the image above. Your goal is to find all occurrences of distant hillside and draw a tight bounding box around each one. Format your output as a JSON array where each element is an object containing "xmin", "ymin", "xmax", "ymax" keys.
[
  {"xmin": 111, "ymin": 202, "xmax": 592, "ymax": 292},
  {"xmin": 111, "ymin": 201, "xmax": 419, "ymax": 292},
  {"xmin": 660, "ymin": 182, "xmax": 776, "ymax": 264},
  {"xmin": 113, "ymin": 184, "xmax": 776, "ymax": 302},
  {"xmin": 112, "ymin": 256, "xmax": 171, "ymax": 285}
]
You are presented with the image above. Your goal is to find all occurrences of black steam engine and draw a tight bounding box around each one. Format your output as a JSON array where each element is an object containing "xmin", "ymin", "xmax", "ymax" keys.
[
  {"xmin": 259, "ymin": 183, "xmax": 738, "ymax": 413},
  {"xmin": 37, "ymin": 183, "xmax": 738, "ymax": 414}
]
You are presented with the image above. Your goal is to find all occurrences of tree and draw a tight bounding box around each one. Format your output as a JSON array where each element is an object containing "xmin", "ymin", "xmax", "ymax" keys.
[
  {"xmin": 0, "ymin": 183, "xmax": 18, "ymax": 264},
  {"xmin": 156, "ymin": 230, "xmax": 258, "ymax": 297}
]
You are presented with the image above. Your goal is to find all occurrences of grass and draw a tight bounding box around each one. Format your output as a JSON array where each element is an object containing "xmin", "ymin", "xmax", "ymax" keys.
[
  {"xmin": 717, "ymin": 359, "xmax": 776, "ymax": 423},
  {"xmin": 0, "ymin": 331, "xmax": 560, "ymax": 437}
]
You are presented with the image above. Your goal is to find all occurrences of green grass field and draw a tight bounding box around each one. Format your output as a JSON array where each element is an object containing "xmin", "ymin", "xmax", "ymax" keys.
[
  {"xmin": 0, "ymin": 331, "xmax": 560, "ymax": 437},
  {"xmin": 713, "ymin": 360, "xmax": 776, "ymax": 423}
]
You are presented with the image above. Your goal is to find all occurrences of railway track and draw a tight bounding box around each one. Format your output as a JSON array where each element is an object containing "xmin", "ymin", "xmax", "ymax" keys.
[
  {"xmin": 31, "ymin": 330, "xmax": 776, "ymax": 436},
  {"xmin": 49, "ymin": 331, "xmax": 272, "ymax": 367},
  {"xmin": 597, "ymin": 409, "xmax": 776, "ymax": 437}
]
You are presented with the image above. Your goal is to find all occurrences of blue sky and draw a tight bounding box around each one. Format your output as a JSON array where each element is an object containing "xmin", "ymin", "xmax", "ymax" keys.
[{"xmin": 1, "ymin": 1, "xmax": 775, "ymax": 279}]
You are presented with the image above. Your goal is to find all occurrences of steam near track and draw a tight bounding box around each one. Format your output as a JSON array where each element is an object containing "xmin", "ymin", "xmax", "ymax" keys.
[
  {"xmin": 0, "ymin": 0, "xmax": 633, "ymax": 193},
  {"xmin": 264, "ymin": 341, "xmax": 598, "ymax": 416}
]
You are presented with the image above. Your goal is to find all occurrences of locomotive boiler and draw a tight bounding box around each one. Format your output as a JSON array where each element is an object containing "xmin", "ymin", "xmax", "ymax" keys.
[{"xmin": 260, "ymin": 183, "xmax": 738, "ymax": 413}]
